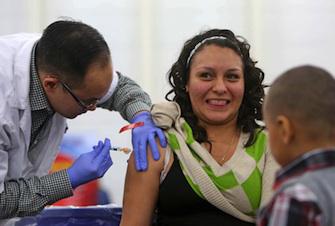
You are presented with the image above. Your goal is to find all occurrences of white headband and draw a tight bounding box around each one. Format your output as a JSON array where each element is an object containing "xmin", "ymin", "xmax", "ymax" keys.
[{"xmin": 186, "ymin": 36, "xmax": 228, "ymax": 67}]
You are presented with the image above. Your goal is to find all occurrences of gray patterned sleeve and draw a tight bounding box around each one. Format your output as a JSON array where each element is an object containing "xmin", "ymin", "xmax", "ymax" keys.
[
  {"xmin": 0, "ymin": 170, "xmax": 73, "ymax": 218},
  {"xmin": 98, "ymin": 72, "xmax": 152, "ymax": 121}
]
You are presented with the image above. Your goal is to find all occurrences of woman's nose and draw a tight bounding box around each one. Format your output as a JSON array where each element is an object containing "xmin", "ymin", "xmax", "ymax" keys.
[{"xmin": 212, "ymin": 79, "xmax": 228, "ymax": 93}]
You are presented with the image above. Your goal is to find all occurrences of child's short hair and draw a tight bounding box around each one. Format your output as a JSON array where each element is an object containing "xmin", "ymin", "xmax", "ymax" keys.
[{"xmin": 265, "ymin": 65, "xmax": 335, "ymax": 139}]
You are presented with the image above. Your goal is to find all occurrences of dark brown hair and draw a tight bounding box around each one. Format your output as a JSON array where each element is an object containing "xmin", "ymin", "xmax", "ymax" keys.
[{"xmin": 165, "ymin": 29, "xmax": 265, "ymax": 147}]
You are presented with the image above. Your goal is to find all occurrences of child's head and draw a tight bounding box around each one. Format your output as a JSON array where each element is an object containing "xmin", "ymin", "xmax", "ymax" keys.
[{"xmin": 263, "ymin": 65, "xmax": 335, "ymax": 166}]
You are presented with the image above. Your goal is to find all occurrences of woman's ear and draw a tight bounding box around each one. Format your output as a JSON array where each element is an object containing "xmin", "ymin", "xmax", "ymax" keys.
[{"xmin": 276, "ymin": 115, "xmax": 294, "ymax": 144}]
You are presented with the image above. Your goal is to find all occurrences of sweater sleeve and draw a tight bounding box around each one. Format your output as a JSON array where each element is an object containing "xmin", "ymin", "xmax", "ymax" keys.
[
  {"xmin": 0, "ymin": 170, "xmax": 73, "ymax": 219},
  {"xmin": 260, "ymin": 144, "xmax": 280, "ymax": 208}
]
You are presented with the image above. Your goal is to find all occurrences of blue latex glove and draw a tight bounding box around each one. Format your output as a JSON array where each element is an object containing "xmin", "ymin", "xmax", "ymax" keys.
[
  {"xmin": 67, "ymin": 138, "xmax": 113, "ymax": 189},
  {"xmin": 130, "ymin": 111, "xmax": 167, "ymax": 171}
]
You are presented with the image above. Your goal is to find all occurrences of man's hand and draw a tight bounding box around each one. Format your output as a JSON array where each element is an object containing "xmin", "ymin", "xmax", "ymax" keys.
[
  {"xmin": 67, "ymin": 138, "xmax": 113, "ymax": 189},
  {"xmin": 131, "ymin": 111, "xmax": 167, "ymax": 171}
]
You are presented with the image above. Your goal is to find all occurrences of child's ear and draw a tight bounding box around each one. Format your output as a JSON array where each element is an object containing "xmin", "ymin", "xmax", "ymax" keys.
[{"xmin": 276, "ymin": 115, "xmax": 294, "ymax": 144}]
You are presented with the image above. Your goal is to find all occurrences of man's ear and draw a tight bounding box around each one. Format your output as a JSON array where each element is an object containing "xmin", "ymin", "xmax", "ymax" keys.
[
  {"xmin": 41, "ymin": 75, "xmax": 59, "ymax": 93},
  {"xmin": 276, "ymin": 115, "xmax": 294, "ymax": 144}
]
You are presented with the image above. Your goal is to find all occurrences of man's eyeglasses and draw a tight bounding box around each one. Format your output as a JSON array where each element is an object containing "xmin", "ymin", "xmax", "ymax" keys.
[{"xmin": 59, "ymin": 80, "xmax": 98, "ymax": 110}]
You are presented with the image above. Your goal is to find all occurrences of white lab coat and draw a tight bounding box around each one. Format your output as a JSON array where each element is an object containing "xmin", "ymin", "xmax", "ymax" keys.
[{"xmin": 0, "ymin": 33, "xmax": 67, "ymax": 193}]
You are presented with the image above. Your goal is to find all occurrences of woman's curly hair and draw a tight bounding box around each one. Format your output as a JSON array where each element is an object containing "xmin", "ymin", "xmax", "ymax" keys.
[{"xmin": 165, "ymin": 29, "xmax": 265, "ymax": 147}]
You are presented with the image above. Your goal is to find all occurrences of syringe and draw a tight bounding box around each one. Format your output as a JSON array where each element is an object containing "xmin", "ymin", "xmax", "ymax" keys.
[{"xmin": 110, "ymin": 146, "xmax": 131, "ymax": 154}]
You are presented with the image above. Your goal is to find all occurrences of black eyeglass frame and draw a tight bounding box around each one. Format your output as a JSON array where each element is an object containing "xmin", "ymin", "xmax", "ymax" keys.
[{"xmin": 59, "ymin": 80, "xmax": 98, "ymax": 110}]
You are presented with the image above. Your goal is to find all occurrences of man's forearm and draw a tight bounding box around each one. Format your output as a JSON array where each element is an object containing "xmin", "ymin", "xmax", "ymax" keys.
[{"xmin": 0, "ymin": 170, "xmax": 73, "ymax": 219}]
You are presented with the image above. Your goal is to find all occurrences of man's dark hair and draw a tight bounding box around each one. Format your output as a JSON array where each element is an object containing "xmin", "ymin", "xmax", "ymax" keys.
[{"xmin": 36, "ymin": 20, "xmax": 111, "ymax": 87}]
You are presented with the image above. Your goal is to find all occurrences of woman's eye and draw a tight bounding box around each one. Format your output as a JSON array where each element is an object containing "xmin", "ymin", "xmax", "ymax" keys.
[
  {"xmin": 226, "ymin": 73, "xmax": 240, "ymax": 81},
  {"xmin": 199, "ymin": 72, "xmax": 212, "ymax": 80}
]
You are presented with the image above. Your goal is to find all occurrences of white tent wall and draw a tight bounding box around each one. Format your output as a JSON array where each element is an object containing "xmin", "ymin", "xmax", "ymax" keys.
[{"xmin": 1, "ymin": 0, "xmax": 335, "ymax": 206}]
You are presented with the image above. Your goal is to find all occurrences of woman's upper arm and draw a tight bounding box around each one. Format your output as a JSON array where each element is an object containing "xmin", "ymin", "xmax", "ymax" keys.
[{"xmin": 120, "ymin": 142, "xmax": 165, "ymax": 226}]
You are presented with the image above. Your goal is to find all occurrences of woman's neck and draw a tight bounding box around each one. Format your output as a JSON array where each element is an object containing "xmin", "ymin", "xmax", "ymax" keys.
[{"xmin": 204, "ymin": 120, "xmax": 239, "ymax": 144}]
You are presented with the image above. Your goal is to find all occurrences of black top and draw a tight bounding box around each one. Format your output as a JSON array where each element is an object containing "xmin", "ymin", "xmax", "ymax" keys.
[{"xmin": 155, "ymin": 155, "xmax": 255, "ymax": 226}]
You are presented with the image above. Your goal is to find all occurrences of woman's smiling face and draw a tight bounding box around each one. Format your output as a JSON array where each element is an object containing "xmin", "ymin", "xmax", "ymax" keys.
[{"xmin": 186, "ymin": 44, "xmax": 245, "ymax": 126}]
